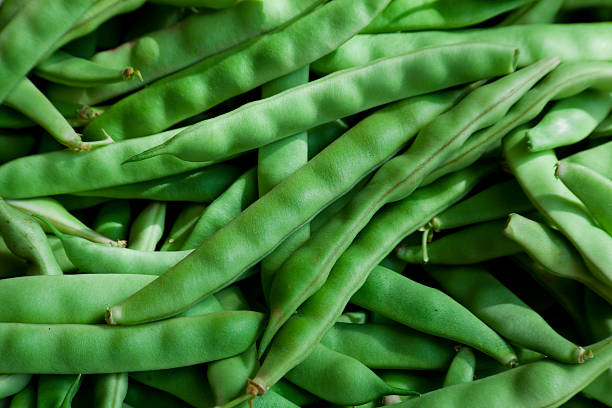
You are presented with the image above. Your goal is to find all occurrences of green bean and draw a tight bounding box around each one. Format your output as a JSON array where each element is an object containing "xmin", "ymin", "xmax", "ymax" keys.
[
  {"xmin": 584, "ymin": 289, "xmax": 612, "ymax": 342},
  {"xmin": 0, "ymin": 236, "xmax": 27, "ymax": 278},
  {"xmin": 94, "ymin": 201, "xmax": 132, "ymax": 243},
  {"xmin": 283, "ymin": 344, "xmax": 415, "ymax": 406},
  {"xmin": 149, "ymin": 0, "xmax": 238, "ymax": 7},
  {"xmin": 390, "ymin": 335, "xmax": 612, "ymax": 408},
  {"xmin": 48, "ymin": 0, "xmax": 321, "ymax": 106},
  {"xmin": 130, "ymin": 366, "xmax": 214, "ymax": 408},
  {"xmin": 261, "ymin": 57, "xmax": 551, "ymax": 352},
  {"xmin": 564, "ymin": 140, "xmax": 612, "ymax": 180},
  {"xmin": 249, "ymin": 164, "xmax": 505, "ymax": 398},
  {"xmin": 504, "ymin": 214, "xmax": 612, "ymax": 304},
  {"xmin": 0, "ymin": 106, "xmax": 34, "ymax": 129},
  {"xmin": 208, "ymin": 346, "xmax": 258, "ymax": 405},
  {"xmin": 320, "ymin": 322, "xmax": 455, "ymax": 370},
  {"xmin": 94, "ymin": 373, "xmax": 128, "ymax": 408},
  {"xmin": 0, "ymin": 311, "xmax": 263, "ymax": 374},
  {"xmin": 35, "ymin": 51, "xmax": 140, "ymax": 87},
  {"xmin": 0, "ymin": 131, "xmax": 36, "ymax": 165},
  {"xmin": 37, "ymin": 374, "xmax": 82, "ymax": 408},
  {"xmin": 83, "ymin": 0, "xmax": 391, "ymax": 141},
  {"xmin": 527, "ymin": 90, "xmax": 612, "ymax": 151},
  {"xmin": 8, "ymin": 197, "xmax": 120, "ymax": 246},
  {"xmin": 556, "ymin": 161, "xmax": 612, "ymax": 235},
  {"xmin": 3, "ymin": 79, "xmax": 87, "ymax": 151},
  {"xmin": 499, "ymin": 0, "xmax": 563, "ymax": 25},
  {"xmin": 504, "ymin": 126, "xmax": 612, "ymax": 285},
  {"xmin": 75, "ymin": 164, "xmax": 241, "ymax": 202},
  {"xmin": 0, "ymin": 199, "xmax": 62, "ymax": 276},
  {"xmin": 0, "ymin": 376, "xmax": 31, "ymax": 400},
  {"xmin": 397, "ymin": 220, "xmax": 522, "ymax": 264},
  {"xmin": 128, "ymin": 202, "xmax": 166, "ymax": 251},
  {"xmin": 107, "ymin": 88, "xmax": 488, "ymax": 325},
  {"xmin": 443, "ymin": 347, "xmax": 476, "ymax": 387},
  {"xmin": 124, "ymin": 380, "xmax": 191, "ymax": 408},
  {"xmin": 592, "ymin": 112, "xmax": 612, "ymax": 138},
  {"xmin": 427, "ymin": 264, "xmax": 588, "ymax": 363},
  {"xmin": 214, "ymin": 285, "xmax": 250, "ymax": 312},
  {"xmin": 0, "ymin": 0, "xmax": 96, "ymax": 103},
  {"xmin": 307, "ymin": 120, "xmax": 349, "ymax": 160},
  {"xmin": 380, "ymin": 371, "xmax": 444, "ymax": 396},
  {"xmin": 363, "ymin": 0, "xmax": 534, "ymax": 33},
  {"xmin": 127, "ymin": 43, "xmax": 518, "ymax": 163},
  {"xmin": 582, "ymin": 368, "xmax": 612, "ymax": 407},
  {"xmin": 7, "ymin": 383, "xmax": 35, "ymax": 408},
  {"xmin": 0, "ymin": 127, "xmax": 204, "ymax": 199},
  {"xmin": 259, "ymin": 67, "xmax": 310, "ymax": 301},
  {"xmin": 0, "ymin": 0, "xmax": 29, "ymax": 30},
  {"xmin": 160, "ymin": 204, "xmax": 205, "ymax": 251},
  {"xmin": 336, "ymin": 311, "xmax": 368, "ymax": 325},
  {"xmin": 431, "ymin": 180, "xmax": 533, "ymax": 231},
  {"xmin": 271, "ymin": 381, "xmax": 319, "ymax": 407},
  {"xmin": 312, "ymin": 23, "xmax": 612, "ymax": 74}
]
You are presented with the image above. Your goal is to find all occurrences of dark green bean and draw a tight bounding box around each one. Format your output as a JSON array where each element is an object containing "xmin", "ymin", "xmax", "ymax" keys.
[
  {"xmin": 499, "ymin": 0, "xmax": 564, "ymax": 25},
  {"xmin": 160, "ymin": 204, "xmax": 205, "ymax": 251},
  {"xmin": 124, "ymin": 380, "xmax": 191, "ymax": 408},
  {"xmin": 37, "ymin": 374, "xmax": 82, "ymax": 408},
  {"xmin": 0, "ymin": 376, "xmax": 31, "ymax": 400},
  {"xmin": 94, "ymin": 201, "xmax": 132, "ymax": 243},
  {"xmin": 0, "ymin": 131, "xmax": 36, "ymax": 164},
  {"xmin": 94, "ymin": 373, "xmax": 128, "ymax": 408},
  {"xmin": 7, "ymin": 383, "xmax": 35, "ymax": 408},
  {"xmin": 443, "ymin": 347, "xmax": 476, "ymax": 387},
  {"xmin": 128, "ymin": 202, "xmax": 166, "ymax": 251}
]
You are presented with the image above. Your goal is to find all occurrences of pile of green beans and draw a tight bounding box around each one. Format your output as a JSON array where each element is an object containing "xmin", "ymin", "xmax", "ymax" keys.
[{"xmin": 1, "ymin": 1, "xmax": 612, "ymax": 407}]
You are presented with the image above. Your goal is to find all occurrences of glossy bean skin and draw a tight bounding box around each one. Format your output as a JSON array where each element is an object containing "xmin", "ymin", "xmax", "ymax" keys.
[
  {"xmin": 0, "ymin": 0, "xmax": 96, "ymax": 103},
  {"xmin": 320, "ymin": 323, "xmax": 455, "ymax": 370},
  {"xmin": 443, "ymin": 347, "xmax": 476, "ymax": 387},
  {"xmin": 0, "ymin": 199, "xmax": 62, "ymax": 276},
  {"xmin": 106, "ymin": 90, "xmax": 481, "ymax": 325},
  {"xmin": 0, "ymin": 311, "xmax": 263, "ymax": 374},
  {"xmin": 160, "ymin": 204, "xmax": 205, "ymax": 251},
  {"xmin": 397, "ymin": 220, "xmax": 522, "ymax": 264},
  {"xmin": 556, "ymin": 162, "xmax": 612, "ymax": 235},
  {"xmin": 0, "ymin": 376, "xmax": 31, "ymax": 400},
  {"xmin": 37, "ymin": 374, "xmax": 82, "ymax": 408},
  {"xmin": 83, "ymin": 0, "xmax": 391, "ymax": 141},
  {"xmin": 363, "ymin": 0, "xmax": 533, "ymax": 33},
  {"xmin": 94, "ymin": 373, "xmax": 128, "ymax": 408},
  {"xmin": 260, "ymin": 59, "xmax": 553, "ymax": 351},
  {"xmin": 208, "ymin": 346, "xmax": 258, "ymax": 405},
  {"xmin": 127, "ymin": 43, "xmax": 518, "ymax": 163},
  {"xmin": 130, "ymin": 367, "xmax": 214, "ymax": 408},
  {"xmin": 504, "ymin": 127, "xmax": 612, "ymax": 285},
  {"xmin": 504, "ymin": 214, "xmax": 612, "ymax": 304},
  {"xmin": 250, "ymin": 164, "xmax": 510, "ymax": 397},
  {"xmin": 427, "ymin": 265, "xmax": 587, "ymax": 363},
  {"xmin": 128, "ymin": 202, "xmax": 166, "ymax": 251},
  {"xmin": 527, "ymin": 90, "xmax": 612, "ymax": 151},
  {"xmin": 7, "ymin": 383, "xmax": 35, "ymax": 408},
  {"xmin": 564, "ymin": 140, "xmax": 612, "ymax": 180},
  {"xmin": 76, "ymin": 164, "xmax": 241, "ymax": 202},
  {"xmin": 94, "ymin": 201, "xmax": 132, "ymax": 243},
  {"xmin": 431, "ymin": 179, "xmax": 533, "ymax": 231},
  {"xmin": 48, "ymin": 0, "xmax": 321, "ymax": 106},
  {"xmin": 0, "ymin": 128, "xmax": 204, "ymax": 199},
  {"xmin": 391, "ymin": 336, "xmax": 612, "ymax": 408},
  {"xmin": 593, "ymin": 113, "xmax": 612, "ymax": 138},
  {"xmin": 312, "ymin": 23, "xmax": 612, "ymax": 74}
]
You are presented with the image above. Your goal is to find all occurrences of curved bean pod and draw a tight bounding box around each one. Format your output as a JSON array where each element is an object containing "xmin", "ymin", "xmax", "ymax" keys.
[
  {"xmin": 312, "ymin": 23, "xmax": 612, "ymax": 74},
  {"xmin": 94, "ymin": 201, "xmax": 132, "ymax": 243},
  {"xmin": 499, "ymin": 0, "xmax": 564, "ymax": 25},
  {"xmin": 261, "ymin": 59, "xmax": 553, "ymax": 351},
  {"xmin": 124, "ymin": 380, "xmax": 192, "ymax": 408},
  {"xmin": 127, "ymin": 43, "xmax": 519, "ymax": 162},
  {"xmin": 527, "ymin": 90, "xmax": 612, "ymax": 151},
  {"xmin": 0, "ymin": 375, "xmax": 31, "ymax": 400},
  {"xmin": 130, "ymin": 367, "xmax": 214, "ymax": 408},
  {"xmin": 38, "ymin": 374, "xmax": 82, "ymax": 408},
  {"xmin": 0, "ymin": 131, "xmax": 36, "ymax": 164},
  {"xmin": 94, "ymin": 373, "xmax": 128, "ymax": 408},
  {"xmin": 0, "ymin": 311, "xmax": 264, "ymax": 374},
  {"xmin": 208, "ymin": 346, "xmax": 258, "ymax": 405},
  {"xmin": 593, "ymin": 113, "xmax": 612, "ymax": 138},
  {"xmin": 160, "ymin": 204, "xmax": 205, "ymax": 251},
  {"xmin": 556, "ymin": 161, "xmax": 612, "ymax": 235},
  {"xmin": 564, "ymin": 140, "xmax": 612, "ymax": 180},
  {"xmin": 443, "ymin": 347, "xmax": 476, "ymax": 387},
  {"xmin": 390, "ymin": 335, "xmax": 612, "ymax": 408},
  {"xmin": 427, "ymin": 265, "xmax": 588, "ymax": 363},
  {"xmin": 0, "ymin": 106, "xmax": 34, "ymax": 129},
  {"xmin": 83, "ymin": 0, "xmax": 391, "ymax": 141},
  {"xmin": 7, "ymin": 383, "xmax": 35, "ymax": 408},
  {"xmin": 127, "ymin": 202, "xmax": 166, "ymax": 251}
]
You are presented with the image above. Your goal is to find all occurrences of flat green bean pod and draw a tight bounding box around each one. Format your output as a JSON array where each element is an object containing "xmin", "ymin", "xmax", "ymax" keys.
[
  {"xmin": 390, "ymin": 336, "xmax": 612, "ymax": 408},
  {"xmin": 443, "ymin": 347, "xmax": 476, "ymax": 387},
  {"xmin": 83, "ymin": 0, "xmax": 392, "ymax": 141},
  {"xmin": 93, "ymin": 373, "xmax": 128, "ymax": 408},
  {"xmin": 564, "ymin": 140, "xmax": 612, "ymax": 180},
  {"xmin": 127, "ymin": 43, "xmax": 519, "ymax": 163},
  {"xmin": 160, "ymin": 204, "xmax": 205, "ymax": 251},
  {"xmin": 0, "ymin": 375, "xmax": 31, "ymax": 399},
  {"xmin": 312, "ymin": 23, "xmax": 612, "ymax": 74},
  {"xmin": 48, "ymin": 0, "xmax": 322, "ymax": 105},
  {"xmin": 7, "ymin": 382, "xmax": 36, "ymax": 408},
  {"xmin": 0, "ymin": 311, "xmax": 263, "ymax": 374},
  {"xmin": 37, "ymin": 374, "xmax": 82, "ymax": 408}
]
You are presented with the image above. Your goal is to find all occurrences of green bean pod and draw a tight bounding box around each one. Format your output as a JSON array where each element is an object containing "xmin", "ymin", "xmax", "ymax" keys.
[
  {"xmin": 504, "ymin": 214, "xmax": 612, "ymax": 304},
  {"xmin": 427, "ymin": 265, "xmax": 588, "ymax": 363},
  {"xmin": 0, "ymin": 0, "xmax": 28, "ymax": 29},
  {"xmin": 0, "ymin": 199, "xmax": 62, "ymax": 276},
  {"xmin": 0, "ymin": 311, "xmax": 263, "ymax": 374},
  {"xmin": 249, "ymin": 164, "xmax": 503, "ymax": 397},
  {"xmin": 84, "ymin": 0, "xmax": 391, "ymax": 141},
  {"xmin": 271, "ymin": 381, "xmax": 319, "ymax": 407},
  {"xmin": 527, "ymin": 90, "xmax": 612, "ymax": 151},
  {"xmin": 0, "ymin": 0, "xmax": 96, "ymax": 103},
  {"xmin": 160, "ymin": 204, "xmax": 205, "ymax": 251},
  {"xmin": 94, "ymin": 201, "xmax": 132, "ymax": 243},
  {"xmin": 499, "ymin": 0, "xmax": 564, "ymax": 25},
  {"xmin": 592, "ymin": 113, "xmax": 612, "ymax": 138},
  {"xmin": 0, "ymin": 106, "xmax": 34, "ymax": 129},
  {"xmin": 307, "ymin": 120, "xmax": 349, "ymax": 160},
  {"xmin": 8, "ymin": 197, "xmax": 120, "ymax": 246},
  {"xmin": 128, "ymin": 202, "xmax": 166, "ymax": 251},
  {"xmin": 35, "ymin": 51, "xmax": 140, "ymax": 87},
  {"xmin": 397, "ymin": 220, "xmax": 522, "ymax": 264},
  {"xmin": 320, "ymin": 323, "xmax": 455, "ymax": 370},
  {"xmin": 582, "ymin": 368, "xmax": 612, "ymax": 407},
  {"xmin": 127, "ymin": 43, "xmax": 519, "ymax": 163},
  {"xmin": 0, "ymin": 131, "xmax": 36, "ymax": 165},
  {"xmin": 7, "ymin": 383, "xmax": 35, "ymax": 408},
  {"xmin": 443, "ymin": 347, "xmax": 476, "ymax": 387},
  {"xmin": 93, "ymin": 373, "xmax": 128, "ymax": 408},
  {"xmin": 75, "ymin": 164, "xmax": 241, "ymax": 202},
  {"xmin": 390, "ymin": 335, "xmax": 612, "ymax": 408},
  {"xmin": 564, "ymin": 140, "xmax": 612, "ymax": 180},
  {"xmin": 556, "ymin": 161, "xmax": 612, "ymax": 235},
  {"xmin": 312, "ymin": 23, "xmax": 612, "ymax": 74},
  {"xmin": 363, "ymin": 0, "xmax": 534, "ymax": 33},
  {"xmin": 124, "ymin": 380, "xmax": 191, "ymax": 408},
  {"xmin": 208, "ymin": 346, "xmax": 258, "ymax": 405},
  {"xmin": 504, "ymin": 126, "xmax": 612, "ymax": 285},
  {"xmin": 0, "ymin": 376, "xmax": 31, "ymax": 400},
  {"xmin": 37, "ymin": 374, "xmax": 82, "ymax": 408},
  {"xmin": 0, "ymin": 236, "xmax": 28, "ymax": 278},
  {"xmin": 431, "ymin": 180, "xmax": 533, "ymax": 231},
  {"xmin": 130, "ymin": 367, "xmax": 214, "ymax": 408},
  {"xmin": 48, "ymin": 0, "xmax": 322, "ymax": 105}
]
